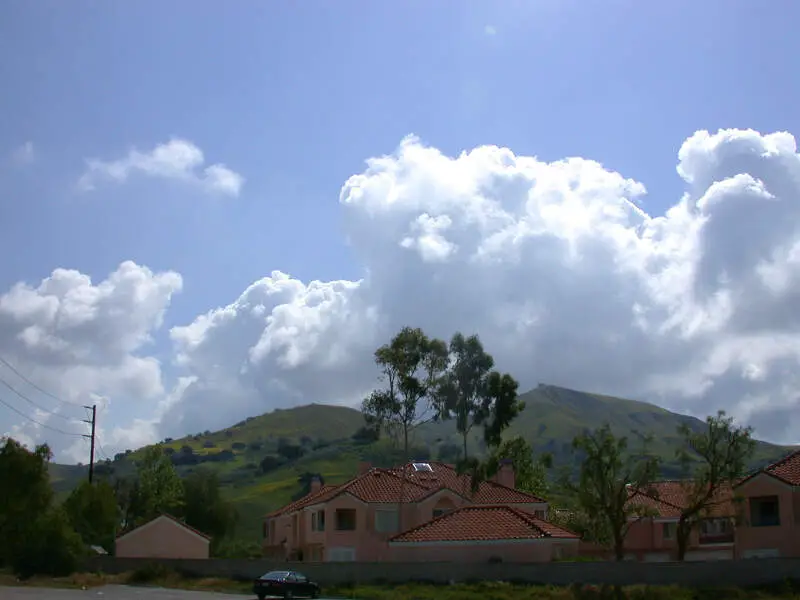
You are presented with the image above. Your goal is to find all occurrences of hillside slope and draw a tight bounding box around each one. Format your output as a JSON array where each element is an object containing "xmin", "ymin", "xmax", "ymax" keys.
[{"xmin": 49, "ymin": 385, "xmax": 794, "ymax": 543}]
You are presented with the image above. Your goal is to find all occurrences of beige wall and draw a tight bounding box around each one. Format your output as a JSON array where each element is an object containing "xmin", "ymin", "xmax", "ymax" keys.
[{"xmin": 115, "ymin": 517, "xmax": 210, "ymax": 559}]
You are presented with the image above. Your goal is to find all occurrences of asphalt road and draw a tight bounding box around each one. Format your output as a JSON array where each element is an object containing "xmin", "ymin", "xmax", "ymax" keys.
[{"xmin": 2, "ymin": 586, "xmax": 336, "ymax": 600}]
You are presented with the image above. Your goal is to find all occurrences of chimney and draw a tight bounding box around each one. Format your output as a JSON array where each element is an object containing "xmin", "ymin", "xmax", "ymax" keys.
[
  {"xmin": 310, "ymin": 475, "xmax": 322, "ymax": 494},
  {"xmin": 494, "ymin": 458, "xmax": 515, "ymax": 489},
  {"xmin": 358, "ymin": 461, "xmax": 372, "ymax": 476}
]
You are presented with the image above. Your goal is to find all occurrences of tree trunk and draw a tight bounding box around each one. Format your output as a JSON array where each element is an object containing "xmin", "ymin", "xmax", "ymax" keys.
[
  {"xmin": 613, "ymin": 535, "xmax": 625, "ymax": 561},
  {"xmin": 676, "ymin": 519, "xmax": 690, "ymax": 561},
  {"xmin": 462, "ymin": 433, "xmax": 468, "ymax": 461}
]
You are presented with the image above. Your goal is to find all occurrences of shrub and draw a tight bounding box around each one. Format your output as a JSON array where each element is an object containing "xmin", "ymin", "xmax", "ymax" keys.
[
  {"xmin": 260, "ymin": 455, "xmax": 284, "ymax": 474},
  {"xmin": 128, "ymin": 562, "xmax": 176, "ymax": 584},
  {"xmin": 11, "ymin": 508, "xmax": 84, "ymax": 579}
]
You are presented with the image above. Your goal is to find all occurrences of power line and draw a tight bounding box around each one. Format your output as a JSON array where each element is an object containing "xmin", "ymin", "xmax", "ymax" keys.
[
  {"xmin": 0, "ymin": 394, "xmax": 85, "ymax": 437},
  {"xmin": 0, "ymin": 373, "xmax": 84, "ymax": 424},
  {"xmin": 0, "ymin": 354, "xmax": 84, "ymax": 408}
]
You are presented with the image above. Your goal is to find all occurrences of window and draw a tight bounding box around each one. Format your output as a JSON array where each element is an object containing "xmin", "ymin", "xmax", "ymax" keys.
[
  {"xmin": 534, "ymin": 510, "xmax": 546, "ymax": 520},
  {"xmin": 375, "ymin": 509, "xmax": 399, "ymax": 533},
  {"xmin": 294, "ymin": 574, "xmax": 308, "ymax": 583},
  {"xmin": 413, "ymin": 462, "xmax": 433, "ymax": 472},
  {"xmin": 311, "ymin": 510, "xmax": 325, "ymax": 532},
  {"xmin": 335, "ymin": 508, "xmax": 357, "ymax": 531},
  {"xmin": 750, "ymin": 496, "xmax": 780, "ymax": 527},
  {"xmin": 662, "ymin": 522, "xmax": 676, "ymax": 540},
  {"xmin": 700, "ymin": 518, "xmax": 730, "ymax": 535}
]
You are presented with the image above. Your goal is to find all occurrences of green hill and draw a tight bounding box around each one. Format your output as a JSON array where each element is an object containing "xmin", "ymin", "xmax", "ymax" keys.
[{"xmin": 49, "ymin": 385, "xmax": 794, "ymax": 544}]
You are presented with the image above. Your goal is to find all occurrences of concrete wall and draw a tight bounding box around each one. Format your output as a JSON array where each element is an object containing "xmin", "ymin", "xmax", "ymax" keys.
[
  {"xmin": 387, "ymin": 539, "xmax": 578, "ymax": 563},
  {"xmin": 84, "ymin": 556, "xmax": 800, "ymax": 587}
]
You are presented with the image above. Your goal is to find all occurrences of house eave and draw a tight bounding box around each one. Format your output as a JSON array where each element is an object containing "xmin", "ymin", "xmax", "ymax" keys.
[{"xmin": 389, "ymin": 537, "xmax": 574, "ymax": 547}]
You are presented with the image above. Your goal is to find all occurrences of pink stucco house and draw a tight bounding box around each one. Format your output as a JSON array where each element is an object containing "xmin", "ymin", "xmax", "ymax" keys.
[
  {"xmin": 578, "ymin": 449, "xmax": 800, "ymax": 562},
  {"xmin": 603, "ymin": 481, "xmax": 737, "ymax": 562},
  {"xmin": 262, "ymin": 460, "xmax": 579, "ymax": 562},
  {"xmin": 734, "ymin": 448, "xmax": 800, "ymax": 558},
  {"xmin": 115, "ymin": 514, "xmax": 211, "ymax": 559}
]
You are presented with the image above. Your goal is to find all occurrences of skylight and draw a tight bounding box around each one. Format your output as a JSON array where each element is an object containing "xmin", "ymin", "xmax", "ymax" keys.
[{"xmin": 412, "ymin": 462, "xmax": 433, "ymax": 472}]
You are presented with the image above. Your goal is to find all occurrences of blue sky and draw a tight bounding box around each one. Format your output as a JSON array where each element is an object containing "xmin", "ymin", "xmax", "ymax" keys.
[{"xmin": 3, "ymin": 1, "xmax": 800, "ymax": 458}]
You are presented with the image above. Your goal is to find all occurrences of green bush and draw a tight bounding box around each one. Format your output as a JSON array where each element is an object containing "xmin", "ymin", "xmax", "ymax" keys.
[
  {"xmin": 128, "ymin": 562, "xmax": 176, "ymax": 583},
  {"xmin": 11, "ymin": 508, "xmax": 85, "ymax": 579}
]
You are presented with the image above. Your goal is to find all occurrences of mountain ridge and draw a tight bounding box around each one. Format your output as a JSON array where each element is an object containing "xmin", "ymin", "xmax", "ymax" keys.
[{"xmin": 47, "ymin": 384, "xmax": 796, "ymax": 542}]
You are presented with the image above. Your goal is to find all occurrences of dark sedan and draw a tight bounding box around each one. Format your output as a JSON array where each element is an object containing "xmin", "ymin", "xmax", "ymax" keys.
[{"xmin": 253, "ymin": 570, "xmax": 321, "ymax": 599}]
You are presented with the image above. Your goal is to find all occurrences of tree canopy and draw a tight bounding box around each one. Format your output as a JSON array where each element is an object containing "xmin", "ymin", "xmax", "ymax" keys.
[
  {"xmin": 362, "ymin": 326, "xmax": 448, "ymax": 459},
  {"xmin": 673, "ymin": 411, "xmax": 755, "ymax": 560},
  {"xmin": 63, "ymin": 479, "xmax": 119, "ymax": 551},
  {"xmin": 0, "ymin": 438, "xmax": 83, "ymax": 578},
  {"xmin": 131, "ymin": 445, "xmax": 185, "ymax": 526},
  {"xmin": 182, "ymin": 468, "xmax": 237, "ymax": 551},
  {"xmin": 561, "ymin": 424, "xmax": 661, "ymax": 561}
]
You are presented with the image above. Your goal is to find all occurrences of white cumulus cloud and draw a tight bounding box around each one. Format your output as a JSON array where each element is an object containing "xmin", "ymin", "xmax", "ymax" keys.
[
  {"xmin": 161, "ymin": 129, "xmax": 800, "ymax": 446},
  {"xmin": 0, "ymin": 261, "xmax": 182, "ymax": 461},
  {"xmin": 77, "ymin": 138, "xmax": 244, "ymax": 197},
  {"xmin": 4, "ymin": 128, "xmax": 800, "ymax": 461}
]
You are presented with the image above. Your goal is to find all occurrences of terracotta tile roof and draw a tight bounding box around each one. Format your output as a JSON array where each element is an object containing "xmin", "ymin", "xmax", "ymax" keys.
[
  {"xmin": 265, "ymin": 484, "xmax": 339, "ymax": 518},
  {"xmin": 762, "ymin": 449, "xmax": 800, "ymax": 486},
  {"xmin": 270, "ymin": 461, "xmax": 547, "ymax": 518},
  {"xmin": 626, "ymin": 481, "xmax": 736, "ymax": 519},
  {"xmin": 389, "ymin": 505, "xmax": 579, "ymax": 543},
  {"xmin": 306, "ymin": 468, "xmax": 432, "ymax": 506},
  {"xmin": 389, "ymin": 461, "xmax": 547, "ymax": 504}
]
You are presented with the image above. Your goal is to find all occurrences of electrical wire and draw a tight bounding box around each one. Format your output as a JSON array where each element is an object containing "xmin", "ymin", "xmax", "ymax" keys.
[
  {"xmin": 0, "ymin": 354, "xmax": 85, "ymax": 407},
  {"xmin": 0, "ymin": 394, "xmax": 86, "ymax": 437},
  {"xmin": 0, "ymin": 373, "xmax": 84, "ymax": 424}
]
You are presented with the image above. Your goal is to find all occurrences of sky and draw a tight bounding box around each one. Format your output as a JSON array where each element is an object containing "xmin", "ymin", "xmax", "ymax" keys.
[{"xmin": 2, "ymin": 0, "xmax": 800, "ymax": 463}]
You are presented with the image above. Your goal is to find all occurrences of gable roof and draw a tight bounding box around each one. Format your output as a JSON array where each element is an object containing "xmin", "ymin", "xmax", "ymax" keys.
[
  {"xmin": 389, "ymin": 505, "xmax": 579, "ymax": 544},
  {"xmin": 306, "ymin": 468, "xmax": 433, "ymax": 506},
  {"xmin": 115, "ymin": 513, "xmax": 211, "ymax": 543},
  {"xmin": 267, "ymin": 461, "xmax": 547, "ymax": 518},
  {"xmin": 265, "ymin": 484, "xmax": 339, "ymax": 518},
  {"xmin": 389, "ymin": 462, "xmax": 547, "ymax": 504},
  {"xmin": 736, "ymin": 449, "xmax": 800, "ymax": 488},
  {"xmin": 626, "ymin": 481, "xmax": 736, "ymax": 519}
]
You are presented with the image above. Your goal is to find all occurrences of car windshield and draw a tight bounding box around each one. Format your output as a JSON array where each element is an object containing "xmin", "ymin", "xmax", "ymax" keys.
[{"xmin": 261, "ymin": 571, "xmax": 290, "ymax": 579}]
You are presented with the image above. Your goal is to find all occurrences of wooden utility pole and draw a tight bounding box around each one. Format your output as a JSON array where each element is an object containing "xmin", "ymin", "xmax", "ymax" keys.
[{"xmin": 82, "ymin": 404, "xmax": 97, "ymax": 483}]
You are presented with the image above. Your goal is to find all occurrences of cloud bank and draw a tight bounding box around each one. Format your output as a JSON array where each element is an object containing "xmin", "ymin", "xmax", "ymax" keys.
[{"xmin": 4, "ymin": 128, "xmax": 800, "ymax": 461}]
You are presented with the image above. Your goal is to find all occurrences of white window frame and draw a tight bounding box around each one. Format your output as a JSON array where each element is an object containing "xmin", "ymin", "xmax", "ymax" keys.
[{"xmin": 311, "ymin": 510, "xmax": 326, "ymax": 532}]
